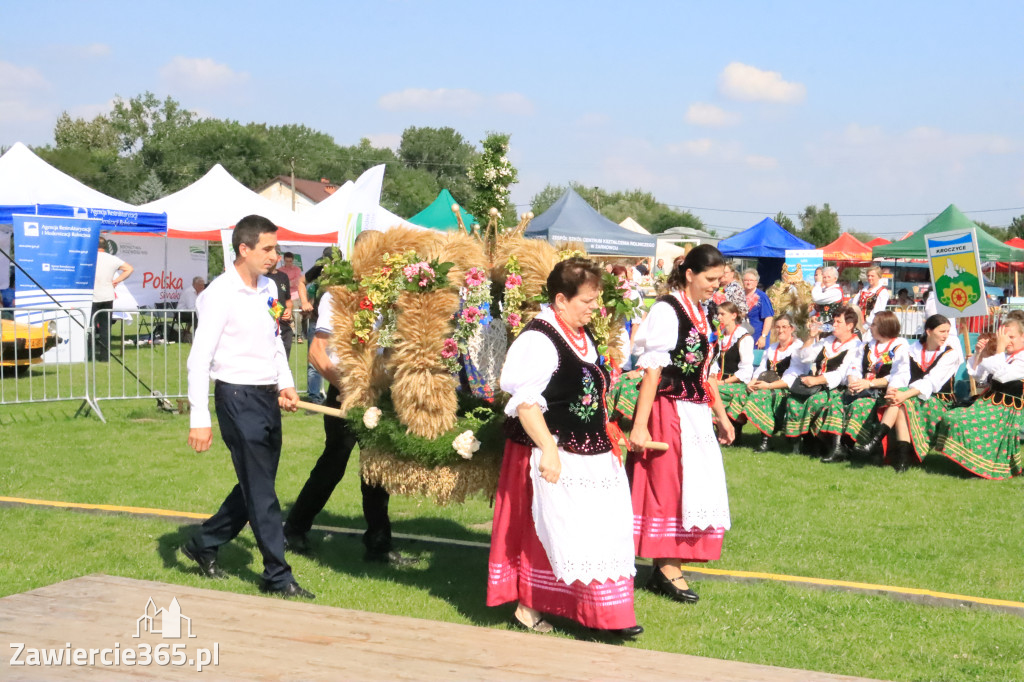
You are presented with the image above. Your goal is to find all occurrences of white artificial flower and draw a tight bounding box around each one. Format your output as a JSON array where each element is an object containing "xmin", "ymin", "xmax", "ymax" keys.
[
  {"xmin": 363, "ymin": 406, "xmax": 382, "ymax": 429},
  {"xmin": 452, "ymin": 429, "xmax": 481, "ymax": 460}
]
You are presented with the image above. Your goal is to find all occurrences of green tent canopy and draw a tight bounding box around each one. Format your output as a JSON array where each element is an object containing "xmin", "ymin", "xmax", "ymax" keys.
[
  {"xmin": 408, "ymin": 189, "xmax": 476, "ymax": 233},
  {"xmin": 872, "ymin": 204, "xmax": 1024, "ymax": 262}
]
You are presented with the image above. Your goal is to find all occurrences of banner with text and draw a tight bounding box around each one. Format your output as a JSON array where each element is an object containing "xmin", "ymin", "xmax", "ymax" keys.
[
  {"xmin": 13, "ymin": 213, "xmax": 102, "ymax": 362},
  {"xmin": 102, "ymin": 234, "xmax": 207, "ymax": 307},
  {"xmin": 784, "ymin": 249, "xmax": 824, "ymax": 285},
  {"xmin": 926, "ymin": 228, "xmax": 987, "ymax": 318}
]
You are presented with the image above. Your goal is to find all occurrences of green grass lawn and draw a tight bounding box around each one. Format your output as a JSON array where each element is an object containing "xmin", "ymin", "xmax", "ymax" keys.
[{"xmin": 2, "ymin": 399, "xmax": 1023, "ymax": 681}]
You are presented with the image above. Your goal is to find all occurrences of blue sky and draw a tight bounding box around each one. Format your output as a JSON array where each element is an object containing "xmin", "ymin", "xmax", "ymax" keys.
[{"xmin": 2, "ymin": 1, "xmax": 1022, "ymax": 237}]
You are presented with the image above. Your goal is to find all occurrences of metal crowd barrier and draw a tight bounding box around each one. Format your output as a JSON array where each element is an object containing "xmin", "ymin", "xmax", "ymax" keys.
[
  {"xmin": 87, "ymin": 307, "xmax": 311, "ymax": 422},
  {"xmin": 0, "ymin": 306, "xmax": 94, "ymax": 414},
  {"xmin": 886, "ymin": 303, "xmax": 1009, "ymax": 340}
]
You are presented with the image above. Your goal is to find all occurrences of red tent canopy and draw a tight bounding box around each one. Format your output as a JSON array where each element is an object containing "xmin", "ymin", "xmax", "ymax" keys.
[
  {"xmin": 865, "ymin": 237, "xmax": 891, "ymax": 248},
  {"xmin": 822, "ymin": 232, "xmax": 872, "ymax": 263},
  {"xmin": 996, "ymin": 238, "xmax": 1024, "ymax": 272}
]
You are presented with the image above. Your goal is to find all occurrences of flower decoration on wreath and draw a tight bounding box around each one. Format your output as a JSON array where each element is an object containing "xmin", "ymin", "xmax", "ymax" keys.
[
  {"xmin": 442, "ymin": 267, "xmax": 493, "ymax": 373},
  {"xmin": 354, "ymin": 250, "xmax": 454, "ymax": 346},
  {"xmin": 503, "ymin": 254, "xmax": 526, "ymax": 336}
]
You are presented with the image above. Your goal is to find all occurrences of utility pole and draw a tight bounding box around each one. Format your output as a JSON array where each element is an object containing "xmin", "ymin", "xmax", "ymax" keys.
[
  {"xmin": 593, "ymin": 187, "xmax": 601, "ymax": 213},
  {"xmin": 290, "ymin": 157, "xmax": 296, "ymax": 211}
]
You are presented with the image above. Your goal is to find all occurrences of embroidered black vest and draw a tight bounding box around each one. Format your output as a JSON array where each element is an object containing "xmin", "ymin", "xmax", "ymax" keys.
[
  {"xmin": 909, "ymin": 347, "xmax": 956, "ymax": 398},
  {"xmin": 720, "ymin": 332, "xmax": 744, "ymax": 379},
  {"xmin": 861, "ymin": 341, "xmax": 897, "ymax": 379},
  {"xmin": 504, "ymin": 319, "xmax": 613, "ymax": 455},
  {"xmin": 767, "ymin": 345, "xmax": 794, "ymax": 376},
  {"xmin": 658, "ymin": 295, "xmax": 717, "ymax": 404},
  {"xmin": 812, "ymin": 345, "xmax": 851, "ymax": 376},
  {"xmin": 857, "ymin": 287, "xmax": 883, "ymax": 321}
]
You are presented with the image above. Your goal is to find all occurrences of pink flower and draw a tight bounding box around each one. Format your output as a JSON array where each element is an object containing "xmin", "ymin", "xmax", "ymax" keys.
[
  {"xmin": 685, "ymin": 352, "xmax": 696, "ymax": 363},
  {"xmin": 507, "ymin": 313, "xmax": 521, "ymax": 327},
  {"xmin": 441, "ymin": 338, "xmax": 459, "ymax": 359},
  {"xmin": 581, "ymin": 394, "xmax": 592, "ymax": 406},
  {"xmin": 465, "ymin": 268, "xmax": 486, "ymax": 287},
  {"xmin": 402, "ymin": 264, "xmax": 417, "ymax": 279},
  {"xmin": 505, "ymin": 274, "xmax": 522, "ymax": 288},
  {"xmin": 462, "ymin": 306, "xmax": 480, "ymax": 323}
]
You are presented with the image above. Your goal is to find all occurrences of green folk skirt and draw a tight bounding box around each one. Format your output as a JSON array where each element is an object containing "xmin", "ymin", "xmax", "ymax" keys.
[
  {"xmin": 931, "ymin": 397, "xmax": 1024, "ymax": 480},
  {"xmin": 607, "ymin": 374, "xmax": 642, "ymax": 431},
  {"xmin": 731, "ymin": 388, "xmax": 787, "ymax": 435},
  {"xmin": 899, "ymin": 390, "xmax": 954, "ymax": 462},
  {"xmin": 820, "ymin": 392, "xmax": 883, "ymax": 443},
  {"xmin": 717, "ymin": 382, "xmax": 748, "ymax": 417},
  {"xmin": 784, "ymin": 389, "xmax": 833, "ymax": 438}
]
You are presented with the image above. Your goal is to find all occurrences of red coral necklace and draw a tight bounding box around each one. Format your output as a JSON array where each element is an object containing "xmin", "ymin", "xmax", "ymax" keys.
[{"xmin": 554, "ymin": 311, "xmax": 588, "ymax": 354}]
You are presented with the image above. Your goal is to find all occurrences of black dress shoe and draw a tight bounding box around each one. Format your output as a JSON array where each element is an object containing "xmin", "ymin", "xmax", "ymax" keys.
[
  {"xmin": 259, "ymin": 581, "xmax": 315, "ymax": 599},
  {"xmin": 853, "ymin": 424, "xmax": 890, "ymax": 459},
  {"xmin": 820, "ymin": 434, "xmax": 848, "ymax": 463},
  {"xmin": 644, "ymin": 569, "xmax": 699, "ymax": 603},
  {"xmin": 591, "ymin": 624, "xmax": 644, "ymax": 638},
  {"xmin": 179, "ymin": 544, "xmax": 226, "ymax": 579},
  {"xmin": 756, "ymin": 434, "xmax": 771, "ymax": 453},
  {"xmin": 282, "ymin": 526, "xmax": 312, "ymax": 555},
  {"xmin": 364, "ymin": 549, "xmax": 420, "ymax": 567}
]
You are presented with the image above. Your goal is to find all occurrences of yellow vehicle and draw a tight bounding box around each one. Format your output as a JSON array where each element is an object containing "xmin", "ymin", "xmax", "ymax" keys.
[{"xmin": 1, "ymin": 317, "xmax": 58, "ymax": 375}]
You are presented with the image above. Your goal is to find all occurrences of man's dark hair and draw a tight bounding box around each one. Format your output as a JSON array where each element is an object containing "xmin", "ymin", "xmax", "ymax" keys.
[
  {"xmin": 98, "ymin": 237, "xmax": 108, "ymax": 251},
  {"xmin": 283, "ymin": 251, "xmax": 294, "ymax": 259},
  {"xmin": 232, "ymin": 215, "xmax": 277, "ymax": 257}
]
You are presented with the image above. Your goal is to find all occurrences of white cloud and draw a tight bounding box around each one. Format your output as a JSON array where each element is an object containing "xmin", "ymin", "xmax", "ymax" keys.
[
  {"xmin": 719, "ymin": 62, "xmax": 806, "ymax": 103},
  {"xmin": 0, "ymin": 61, "xmax": 52, "ymax": 125},
  {"xmin": 377, "ymin": 88, "xmax": 534, "ymax": 115},
  {"xmin": 669, "ymin": 138, "xmax": 715, "ymax": 156},
  {"xmin": 80, "ymin": 43, "xmax": 111, "ymax": 58},
  {"xmin": 365, "ymin": 132, "xmax": 401, "ymax": 150},
  {"xmin": 685, "ymin": 102, "xmax": 740, "ymax": 127},
  {"xmin": 745, "ymin": 154, "xmax": 778, "ymax": 170},
  {"xmin": 68, "ymin": 99, "xmax": 116, "ymax": 120},
  {"xmin": 159, "ymin": 57, "xmax": 249, "ymax": 92}
]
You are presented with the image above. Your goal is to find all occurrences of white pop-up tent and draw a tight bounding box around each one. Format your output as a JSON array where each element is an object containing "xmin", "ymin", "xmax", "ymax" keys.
[{"xmin": 140, "ymin": 164, "xmax": 334, "ymax": 243}]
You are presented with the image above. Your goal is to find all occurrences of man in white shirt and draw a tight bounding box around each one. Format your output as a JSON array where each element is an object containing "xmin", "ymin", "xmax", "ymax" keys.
[
  {"xmin": 181, "ymin": 215, "xmax": 311, "ymax": 599},
  {"xmin": 177, "ymin": 276, "xmax": 205, "ymax": 343},
  {"xmin": 91, "ymin": 237, "xmax": 133, "ymax": 361}
]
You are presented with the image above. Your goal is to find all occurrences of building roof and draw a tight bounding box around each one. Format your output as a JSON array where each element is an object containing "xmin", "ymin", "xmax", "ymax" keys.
[{"xmin": 258, "ymin": 175, "xmax": 339, "ymax": 203}]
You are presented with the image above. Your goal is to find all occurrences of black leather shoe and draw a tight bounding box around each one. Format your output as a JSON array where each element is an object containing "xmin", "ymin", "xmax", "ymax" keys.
[
  {"xmin": 282, "ymin": 526, "xmax": 312, "ymax": 555},
  {"xmin": 364, "ymin": 549, "xmax": 420, "ymax": 567},
  {"xmin": 179, "ymin": 544, "xmax": 226, "ymax": 579},
  {"xmin": 756, "ymin": 434, "xmax": 771, "ymax": 453},
  {"xmin": 591, "ymin": 624, "xmax": 644, "ymax": 638},
  {"xmin": 644, "ymin": 569, "xmax": 699, "ymax": 603},
  {"xmin": 259, "ymin": 581, "xmax": 315, "ymax": 599},
  {"xmin": 854, "ymin": 424, "xmax": 890, "ymax": 459}
]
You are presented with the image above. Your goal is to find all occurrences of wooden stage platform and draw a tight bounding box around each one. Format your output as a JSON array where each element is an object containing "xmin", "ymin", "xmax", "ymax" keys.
[{"xmin": 0, "ymin": 574, "xmax": 883, "ymax": 681}]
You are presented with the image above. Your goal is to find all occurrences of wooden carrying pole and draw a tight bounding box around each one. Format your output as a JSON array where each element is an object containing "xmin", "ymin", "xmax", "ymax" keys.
[{"xmin": 296, "ymin": 401, "xmax": 670, "ymax": 451}]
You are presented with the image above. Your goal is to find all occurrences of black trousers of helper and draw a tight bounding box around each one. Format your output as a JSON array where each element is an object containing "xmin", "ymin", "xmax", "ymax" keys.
[
  {"xmin": 286, "ymin": 385, "xmax": 392, "ymax": 553},
  {"xmin": 188, "ymin": 382, "xmax": 294, "ymax": 589}
]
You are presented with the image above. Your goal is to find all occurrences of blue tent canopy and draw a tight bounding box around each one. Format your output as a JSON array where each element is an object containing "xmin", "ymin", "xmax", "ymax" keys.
[
  {"xmin": 717, "ymin": 217, "xmax": 815, "ymax": 286},
  {"xmin": 525, "ymin": 189, "xmax": 656, "ymax": 257},
  {"xmin": 0, "ymin": 204, "xmax": 167, "ymax": 232},
  {"xmin": 717, "ymin": 217, "xmax": 813, "ymax": 258}
]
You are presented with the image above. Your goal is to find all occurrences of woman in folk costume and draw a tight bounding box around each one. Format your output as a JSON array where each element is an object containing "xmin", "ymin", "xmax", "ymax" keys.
[
  {"xmin": 930, "ymin": 319, "xmax": 1024, "ymax": 480},
  {"xmin": 811, "ymin": 266, "xmax": 844, "ymax": 332},
  {"xmin": 819, "ymin": 311, "xmax": 910, "ymax": 463},
  {"xmin": 855, "ymin": 266, "xmax": 890, "ymax": 340},
  {"xmin": 627, "ymin": 245, "xmax": 734, "ymax": 605},
  {"xmin": 711, "ymin": 301, "xmax": 754, "ymax": 421},
  {"xmin": 488, "ymin": 257, "xmax": 642, "ymax": 638},
  {"xmin": 784, "ymin": 307, "xmax": 862, "ymax": 454},
  {"xmin": 727, "ymin": 314, "xmax": 802, "ymax": 452},
  {"xmin": 709, "ymin": 262, "xmax": 747, "ymax": 320},
  {"xmin": 854, "ymin": 314, "xmax": 961, "ymax": 472}
]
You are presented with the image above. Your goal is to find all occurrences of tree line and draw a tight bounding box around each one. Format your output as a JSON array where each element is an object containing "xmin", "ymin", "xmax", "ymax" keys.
[{"xmin": 27, "ymin": 92, "xmax": 1024, "ymax": 246}]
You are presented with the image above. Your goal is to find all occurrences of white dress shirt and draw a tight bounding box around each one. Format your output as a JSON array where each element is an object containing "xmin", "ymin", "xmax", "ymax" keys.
[
  {"xmin": 712, "ymin": 326, "xmax": 754, "ymax": 382},
  {"xmin": 93, "ymin": 251, "xmax": 125, "ymax": 303},
  {"xmin": 812, "ymin": 284, "xmax": 843, "ymax": 305},
  {"xmin": 857, "ymin": 284, "xmax": 890, "ymax": 326},
  {"xmin": 177, "ymin": 286, "xmax": 201, "ymax": 311},
  {"xmin": 757, "ymin": 339, "xmax": 802, "ymax": 388},
  {"xmin": 187, "ymin": 264, "xmax": 294, "ymax": 428}
]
